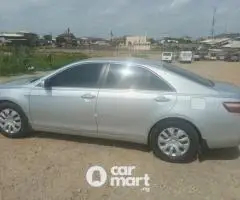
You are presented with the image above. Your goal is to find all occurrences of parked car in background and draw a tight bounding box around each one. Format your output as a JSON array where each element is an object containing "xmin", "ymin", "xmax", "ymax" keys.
[
  {"xmin": 217, "ymin": 53, "xmax": 226, "ymax": 61},
  {"xmin": 231, "ymin": 54, "xmax": 240, "ymax": 62},
  {"xmin": 224, "ymin": 54, "xmax": 231, "ymax": 61},
  {"xmin": 1, "ymin": 58, "xmax": 240, "ymax": 163},
  {"xmin": 204, "ymin": 54, "xmax": 210, "ymax": 60},
  {"xmin": 199, "ymin": 52, "xmax": 208, "ymax": 60},
  {"xmin": 193, "ymin": 53, "xmax": 200, "ymax": 61},
  {"xmin": 179, "ymin": 51, "xmax": 193, "ymax": 63},
  {"xmin": 225, "ymin": 53, "xmax": 240, "ymax": 62},
  {"xmin": 209, "ymin": 53, "xmax": 217, "ymax": 61},
  {"xmin": 162, "ymin": 52, "xmax": 173, "ymax": 63}
]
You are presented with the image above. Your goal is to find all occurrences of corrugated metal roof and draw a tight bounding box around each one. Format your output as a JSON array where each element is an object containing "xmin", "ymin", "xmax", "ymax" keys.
[
  {"xmin": 222, "ymin": 40, "xmax": 240, "ymax": 48},
  {"xmin": 0, "ymin": 33, "xmax": 24, "ymax": 37},
  {"xmin": 201, "ymin": 38, "xmax": 230, "ymax": 45}
]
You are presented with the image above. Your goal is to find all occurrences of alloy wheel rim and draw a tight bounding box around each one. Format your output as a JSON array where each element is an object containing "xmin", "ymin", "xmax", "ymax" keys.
[
  {"xmin": 0, "ymin": 108, "xmax": 22, "ymax": 134},
  {"xmin": 158, "ymin": 127, "xmax": 190, "ymax": 157}
]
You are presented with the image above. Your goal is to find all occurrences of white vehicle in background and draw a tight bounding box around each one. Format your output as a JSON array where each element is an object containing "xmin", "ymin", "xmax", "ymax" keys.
[
  {"xmin": 162, "ymin": 52, "xmax": 173, "ymax": 63},
  {"xmin": 209, "ymin": 53, "xmax": 217, "ymax": 61},
  {"xmin": 179, "ymin": 51, "xmax": 193, "ymax": 63},
  {"xmin": 193, "ymin": 53, "xmax": 200, "ymax": 61}
]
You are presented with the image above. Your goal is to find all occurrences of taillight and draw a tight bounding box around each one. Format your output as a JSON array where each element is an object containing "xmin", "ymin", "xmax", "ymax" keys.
[{"xmin": 223, "ymin": 102, "xmax": 240, "ymax": 113}]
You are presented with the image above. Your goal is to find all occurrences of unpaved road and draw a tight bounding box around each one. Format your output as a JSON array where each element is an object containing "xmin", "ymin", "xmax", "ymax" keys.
[{"xmin": 0, "ymin": 61, "xmax": 240, "ymax": 200}]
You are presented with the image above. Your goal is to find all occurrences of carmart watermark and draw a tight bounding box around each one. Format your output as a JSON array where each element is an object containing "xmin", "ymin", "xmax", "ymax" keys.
[{"xmin": 86, "ymin": 165, "xmax": 150, "ymax": 192}]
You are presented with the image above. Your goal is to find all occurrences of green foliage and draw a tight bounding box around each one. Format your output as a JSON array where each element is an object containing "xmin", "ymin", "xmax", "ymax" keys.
[
  {"xmin": 0, "ymin": 46, "xmax": 89, "ymax": 76},
  {"xmin": 43, "ymin": 34, "xmax": 52, "ymax": 41},
  {"xmin": 24, "ymin": 33, "xmax": 39, "ymax": 47},
  {"xmin": 30, "ymin": 52, "xmax": 89, "ymax": 71}
]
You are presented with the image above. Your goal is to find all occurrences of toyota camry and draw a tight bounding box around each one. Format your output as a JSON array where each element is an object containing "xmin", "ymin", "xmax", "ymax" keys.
[{"xmin": 0, "ymin": 58, "xmax": 240, "ymax": 162}]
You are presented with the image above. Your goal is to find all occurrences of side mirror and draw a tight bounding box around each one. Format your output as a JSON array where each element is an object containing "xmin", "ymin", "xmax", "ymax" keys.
[
  {"xmin": 44, "ymin": 79, "xmax": 51, "ymax": 88},
  {"xmin": 39, "ymin": 79, "xmax": 51, "ymax": 88}
]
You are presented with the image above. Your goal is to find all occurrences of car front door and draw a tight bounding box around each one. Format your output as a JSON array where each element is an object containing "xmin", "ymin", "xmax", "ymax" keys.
[
  {"xmin": 29, "ymin": 62, "xmax": 106, "ymax": 135},
  {"xmin": 96, "ymin": 63, "xmax": 177, "ymax": 143}
]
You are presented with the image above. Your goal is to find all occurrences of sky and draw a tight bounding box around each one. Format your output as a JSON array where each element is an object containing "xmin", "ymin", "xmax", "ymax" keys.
[{"xmin": 0, "ymin": 0, "xmax": 240, "ymax": 38}]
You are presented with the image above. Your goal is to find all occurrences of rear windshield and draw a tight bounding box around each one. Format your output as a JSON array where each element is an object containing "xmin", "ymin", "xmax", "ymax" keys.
[
  {"xmin": 163, "ymin": 53, "xmax": 172, "ymax": 56},
  {"xmin": 162, "ymin": 63, "xmax": 215, "ymax": 87}
]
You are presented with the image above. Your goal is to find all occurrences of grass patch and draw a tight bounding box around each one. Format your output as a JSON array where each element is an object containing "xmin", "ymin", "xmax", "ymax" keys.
[{"xmin": 0, "ymin": 46, "xmax": 89, "ymax": 76}]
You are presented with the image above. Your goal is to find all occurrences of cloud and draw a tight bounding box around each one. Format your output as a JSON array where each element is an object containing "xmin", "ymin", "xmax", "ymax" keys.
[
  {"xmin": 0, "ymin": 0, "xmax": 239, "ymax": 38},
  {"xmin": 170, "ymin": 0, "xmax": 192, "ymax": 8}
]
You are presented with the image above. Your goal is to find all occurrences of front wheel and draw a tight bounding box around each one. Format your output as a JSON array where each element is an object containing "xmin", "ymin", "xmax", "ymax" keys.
[
  {"xmin": 150, "ymin": 120, "xmax": 199, "ymax": 163},
  {"xmin": 0, "ymin": 102, "xmax": 30, "ymax": 138}
]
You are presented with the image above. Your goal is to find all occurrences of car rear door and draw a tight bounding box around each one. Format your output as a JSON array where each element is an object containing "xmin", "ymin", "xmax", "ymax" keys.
[
  {"xmin": 96, "ymin": 63, "xmax": 177, "ymax": 143},
  {"xmin": 29, "ymin": 62, "xmax": 106, "ymax": 136}
]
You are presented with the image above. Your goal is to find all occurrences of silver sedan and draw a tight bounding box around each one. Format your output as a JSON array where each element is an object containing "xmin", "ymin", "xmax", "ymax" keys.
[{"xmin": 0, "ymin": 58, "xmax": 240, "ymax": 162}]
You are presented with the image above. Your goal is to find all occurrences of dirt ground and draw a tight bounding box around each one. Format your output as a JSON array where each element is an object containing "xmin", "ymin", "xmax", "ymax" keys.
[{"xmin": 0, "ymin": 61, "xmax": 240, "ymax": 200}]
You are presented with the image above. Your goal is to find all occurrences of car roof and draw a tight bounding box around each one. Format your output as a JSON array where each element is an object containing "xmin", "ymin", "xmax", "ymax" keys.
[{"xmin": 78, "ymin": 57, "xmax": 165, "ymax": 68}]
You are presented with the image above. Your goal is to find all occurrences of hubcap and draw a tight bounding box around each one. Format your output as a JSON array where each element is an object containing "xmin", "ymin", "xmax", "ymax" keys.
[
  {"xmin": 0, "ymin": 109, "xmax": 21, "ymax": 134},
  {"xmin": 158, "ymin": 127, "xmax": 190, "ymax": 157}
]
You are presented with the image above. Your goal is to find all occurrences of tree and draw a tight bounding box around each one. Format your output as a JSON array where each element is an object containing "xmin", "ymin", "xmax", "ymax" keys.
[
  {"xmin": 43, "ymin": 34, "xmax": 52, "ymax": 41},
  {"xmin": 22, "ymin": 32, "xmax": 39, "ymax": 47},
  {"xmin": 56, "ymin": 32, "xmax": 76, "ymax": 47},
  {"xmin": 147, "ymin": 38, "xmax": 155, "ymax": 44}
]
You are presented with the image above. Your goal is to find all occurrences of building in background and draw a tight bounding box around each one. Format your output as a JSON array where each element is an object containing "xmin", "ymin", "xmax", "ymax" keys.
[
  {"xmin": 0, "ymin": 31, "xmax": 39, "ymax": 46},
  {"xmin": 200, "ymin": 38, "xmax": 231, "ymax": 48},
  {"xmin": 125, "ymin": 36, "xmax": 151, "ymax": 50},
  {"xmin": 222, "ymin": 37, "xmax": 240, "ymax": 50},
  {"xmin": 0, "ymin": 32, "xmax": 27, "ymax": 45},
  {"xmin": 77, "ymin": 37, "xmax": 109, "ymax": 46},
  {"xmin": 55, "ymin": 28, "xmax": 77, "ymax": 47}
]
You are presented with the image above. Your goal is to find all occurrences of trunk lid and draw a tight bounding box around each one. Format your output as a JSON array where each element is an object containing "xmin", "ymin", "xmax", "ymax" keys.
[{"xmin": 213, "ymin": 81, "xmax": 240, "ymax": 97}]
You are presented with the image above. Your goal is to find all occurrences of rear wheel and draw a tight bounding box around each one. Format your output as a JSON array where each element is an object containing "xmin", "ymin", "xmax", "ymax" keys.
[
  {"xmin": 150, "ymin": 120, "xmax": 199, "ymax": 163},
  {"xmin": 0, "ymin": 102, "xmax": 30, "ymax": 138}
]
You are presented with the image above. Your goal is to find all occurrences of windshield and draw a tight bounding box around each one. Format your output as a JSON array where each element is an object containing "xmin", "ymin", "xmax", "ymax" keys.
[{"xmin": 162, "ymin": 63, "xmax": 215, "ymax": 87}]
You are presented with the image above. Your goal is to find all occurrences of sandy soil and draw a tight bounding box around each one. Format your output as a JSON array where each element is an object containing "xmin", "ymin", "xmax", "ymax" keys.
[{"xmin": 0, "ymin": 61, "xmax": 240, "ymax": 200}]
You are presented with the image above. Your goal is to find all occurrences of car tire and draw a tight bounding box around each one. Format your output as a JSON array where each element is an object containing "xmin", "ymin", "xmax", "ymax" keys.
[
  {"xmin": 0, "ymin": 102, "xmax": 30, "ymax": 138},
  {"xmin": 150, "ymin": 120, "xmax": 199, "ymax": 163}
]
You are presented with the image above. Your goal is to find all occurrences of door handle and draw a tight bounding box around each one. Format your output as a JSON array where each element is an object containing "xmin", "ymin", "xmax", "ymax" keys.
[
  {"xmin": 154, "ymin": 96, "xmax": 170, "ymax": 102},
  {"xmin": 81, "ymin": 93, "xmax": 96, "ymax": 99}
]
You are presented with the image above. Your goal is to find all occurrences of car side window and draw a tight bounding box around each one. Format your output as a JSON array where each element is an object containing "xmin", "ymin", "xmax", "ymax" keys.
[
  {"xmin": 104, "ymin": 64, "xmax": 173, "ymax": 91},
  {"xmin": 49, "ymin": 63, "xmax": 104, "ymax": 88}
]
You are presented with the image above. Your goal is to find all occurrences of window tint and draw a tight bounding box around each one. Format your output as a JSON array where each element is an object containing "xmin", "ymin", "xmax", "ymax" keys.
[
  {"xmin": 162, "ymin": 63, "xmax": 215, "ymax": 87},
  {"xmin": 104, "ymin": 64, "xmax": 172, "ymax": 91},
  {"xmin": 49, "ymin": 63, "xmax": 103, "ymax": 88}
]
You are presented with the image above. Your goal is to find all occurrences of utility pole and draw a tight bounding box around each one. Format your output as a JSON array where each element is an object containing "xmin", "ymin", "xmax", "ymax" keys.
[
  {"xmin": 110, "ymin": 30, "xmax": 113, "ymax": 42},
  {"xmin": 224, "ymin": 22, "xmax": 228, "ymax": 34},
  {"xmin": 211, "ymin": 7, "xmax": 217, "ymax": 39}
]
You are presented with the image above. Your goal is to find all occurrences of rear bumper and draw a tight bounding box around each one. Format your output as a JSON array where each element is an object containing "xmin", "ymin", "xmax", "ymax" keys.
[
  {"xmin": 202, "ymin": 120, "xmax": 240, "ymax": 149},
  {"xmin": 162, "ymin": 60, "xmax": 172, "ymax": 63},
  {"xmin": 206, "ymin": 135, "xmax": 240, "ymax": 149},
  {"xmin": 179, "ymin": 60, "xmax": 192, "ymax": 63}
]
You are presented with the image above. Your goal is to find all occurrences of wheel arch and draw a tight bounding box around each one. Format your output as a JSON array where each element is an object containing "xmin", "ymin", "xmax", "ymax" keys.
[
  {"xmin": 147, "ymin": 117, "xmax": 203, "ymax": 147},
  {"xmin": 0, "ymin": 100, "xmax": 25, "ymax": 111},
  {"xmin": 0, "ymin": 99, "xmax": 20, "ymax": 105},
  {"xmin": 0, "ymin": 100, "xmax": 30, "ymax": 122},
  {"xmin": 0, "ymin": 99, "xmax": 32, "ymax": 137}
]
